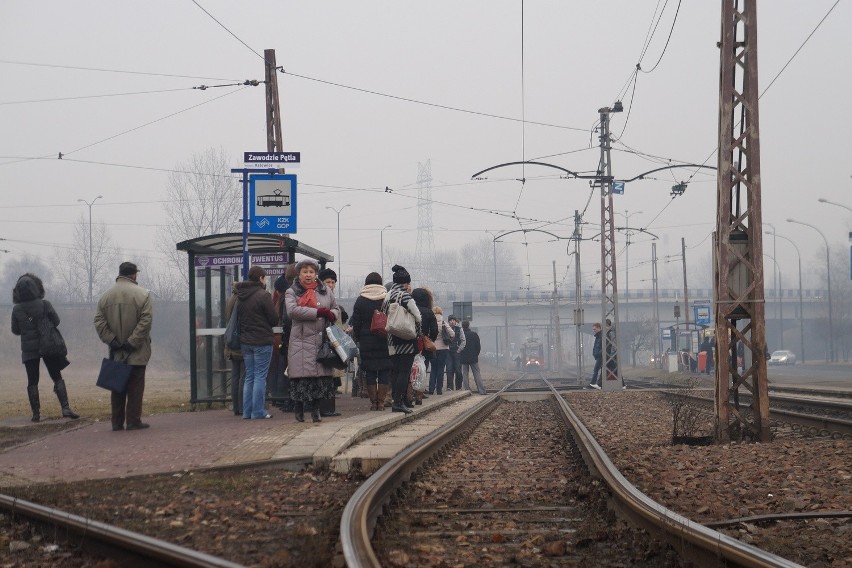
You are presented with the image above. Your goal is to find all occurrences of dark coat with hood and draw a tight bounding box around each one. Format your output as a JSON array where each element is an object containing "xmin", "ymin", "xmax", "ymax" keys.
[
  {"xmin": 349, "ymin": 283, "xmax": 391, "ymax": 372},
  {"xmin": 285, "ymin": 278, "xmax": 340, "ymax": 379},
  {"xmin": 11, "ymin": 274, "xmax": 59, "ymax": 363},
  {"xmin": 234, "ymin": 281, "xmax": 278, "ymax": 346},
  {"xmin": 411, "ymin": 288, "xmax": 438, "ymax": 361}
]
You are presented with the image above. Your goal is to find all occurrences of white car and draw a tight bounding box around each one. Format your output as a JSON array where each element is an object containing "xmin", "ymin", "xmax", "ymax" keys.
[{"xmin": 768, "ymin": 350, "xmax": 796, "ymax": 366}]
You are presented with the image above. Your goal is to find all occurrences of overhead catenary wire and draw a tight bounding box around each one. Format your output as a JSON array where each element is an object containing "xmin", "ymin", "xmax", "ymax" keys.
[{"xmin": 0, "ymin": 59, "xmax": 241, "ymax": 81}]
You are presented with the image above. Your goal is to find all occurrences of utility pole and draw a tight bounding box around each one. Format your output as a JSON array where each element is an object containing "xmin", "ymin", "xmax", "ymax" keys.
[
  {"xmin": 652, "ymin": 242, "xmax": 661, "ymax": 366},
  {"xmin": 714, "ymin": 0, "xmax": 770, "ymax": 442},
  {"xmin": 264, "ymin": 49, "xmax": 283, "ymax": 157},
  {"xmin": 572, "ymin": 210, "xmax": 584, "ymax": 379},
  {"xmin": 681, "ymin": 237, "xmax": 690, "ymax": 328},
  {"xmin": 597, "ymin": 102, "xmax": 624, "ymax": 391},
  {"xmin": 552, "ymin": 260, "xmax": 563, "ymax": 374}
]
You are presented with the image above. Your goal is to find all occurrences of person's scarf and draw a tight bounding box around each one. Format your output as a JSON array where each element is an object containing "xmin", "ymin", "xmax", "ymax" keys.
[{"xmin": 297, "ymin": 279, "xmax": 318, "ymax": 307}]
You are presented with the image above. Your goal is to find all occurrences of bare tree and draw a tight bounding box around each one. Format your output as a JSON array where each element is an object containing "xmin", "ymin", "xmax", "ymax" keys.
[
  {"xmin": 52, "ymin": 214, "xmax": 120, "ymax": 303},
  {"xmin": 157, "ymin": 147, "xmax": 241, "ymax": 282},
  {"xmin": 626, "ymin": 315, "xmax": 659, "ymax": 367}
]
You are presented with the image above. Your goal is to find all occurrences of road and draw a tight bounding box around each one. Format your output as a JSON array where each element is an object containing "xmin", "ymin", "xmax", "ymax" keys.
[{"xmin": 768, "ymin": 362, "xmax": 852, "ymax": 389}]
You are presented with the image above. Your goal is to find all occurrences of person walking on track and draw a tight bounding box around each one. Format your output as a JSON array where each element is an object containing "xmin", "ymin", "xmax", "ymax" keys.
[
  {"xmin": 94, "ymin": 262, "xmax": 153, "ymax": 430},
  {"xmin": 11, "ymin": 273, "xmax": 79, "ymax": 422},
  {"xmin": 589, "ymin": 322, "xmax": 602, "ymax": 389}
]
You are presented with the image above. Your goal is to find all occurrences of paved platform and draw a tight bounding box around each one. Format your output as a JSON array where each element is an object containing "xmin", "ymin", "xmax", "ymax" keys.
[{"xmin": 0, "ymin": 390, "xmax": 476, "ymax": 487}]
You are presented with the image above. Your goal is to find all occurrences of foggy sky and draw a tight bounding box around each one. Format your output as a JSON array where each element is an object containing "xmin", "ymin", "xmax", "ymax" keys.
[{"xmin": 1, "ymin": 1, "xmax": 850, "ymax": 297}]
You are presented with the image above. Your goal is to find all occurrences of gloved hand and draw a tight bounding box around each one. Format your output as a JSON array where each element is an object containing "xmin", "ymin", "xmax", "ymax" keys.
[
  {"xmin": 109, "ymin": 338, "xmax": 122, "ymax": 350},
  {"xmin": 316, "ymin": 307, "xmax": 337, "ymax": 322},
  {"xmin": 120, "ymin": 340, "xmax": 135, "ymax": 353}
]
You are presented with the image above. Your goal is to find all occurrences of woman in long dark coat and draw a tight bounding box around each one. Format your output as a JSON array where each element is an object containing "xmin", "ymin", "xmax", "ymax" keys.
[
  {"xmin": 11, "ymin": 273, "xmax": 79, "ymax": 422},
  {"xmin": 285, "ymin": 259, "xmax": 341, "ymax": 422},
  {"xmin": 411, "ymin": 287, "xmax": 438, "ymax": 405},
  {"xmin": 349, "ymin": 272, "xmax": 392, "ymax": 410}
]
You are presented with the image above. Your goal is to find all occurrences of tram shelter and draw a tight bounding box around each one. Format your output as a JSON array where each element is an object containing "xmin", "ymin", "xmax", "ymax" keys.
[{"xmin": 176, "ymin": 233, "xmax": 333, "ymax": 405}]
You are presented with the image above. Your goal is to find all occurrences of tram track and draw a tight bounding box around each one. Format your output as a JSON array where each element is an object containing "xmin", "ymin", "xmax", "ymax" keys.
[
  {"xmin": 341, "ymin": 377, "xmax": 801, "ymax": 567},
  {"xmin": 0, "ymin": 493, "xmax": 243, "ymax": 567},
  {"xmin": 662, "ymin": 390, "xmax": 852, "ymax": 439}
]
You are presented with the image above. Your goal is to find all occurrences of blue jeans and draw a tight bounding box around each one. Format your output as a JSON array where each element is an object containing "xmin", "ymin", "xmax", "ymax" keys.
[
  {"xmin": 591, "ymin": 358, "xmax": 602, "ymax": 386},
  {"xmin": 242, "ymin": 344, "xmax": 272, "ymax": 419},
  {"xmin": 429, "ymin": 350, "xmax": 448, "ymax": 393}
]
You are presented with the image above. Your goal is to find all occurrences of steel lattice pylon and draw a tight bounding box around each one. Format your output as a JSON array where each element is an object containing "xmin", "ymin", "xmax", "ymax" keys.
[
  {"xmin": 415, "ymin": 160, "xmax": 435, "ymax": 277},
  {"xmin": 714, "ymin": 0, "xmax": 770, "ymax": 442},
  {"xmin": 597, "ymin": 108, "xmax": 622, "ymax": 390}
]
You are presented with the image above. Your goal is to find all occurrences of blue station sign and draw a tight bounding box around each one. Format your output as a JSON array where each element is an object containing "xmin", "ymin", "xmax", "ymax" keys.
[{"xmin": 249, "ymin": 174, "xmax": 297, "ymax": 234}]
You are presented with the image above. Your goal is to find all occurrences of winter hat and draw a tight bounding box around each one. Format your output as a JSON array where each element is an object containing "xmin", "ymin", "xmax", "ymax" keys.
[
  {"xmin": 391, "ymin": 264, "xmax": 411, "ymax": 284},
  {"xmin": 318, "ymin": 268, "xmax": 337, "ymax": 282},
  {"xmin": 364, "ymin": 272, "xmax": 383, "ymax": 286},
  {"xmin": 294, "ymin": 258, "xmax": 320, "ymax": 274},
  {"xmin": 119, "ymin": 262, "xmax": 139, "ymax": 276}
]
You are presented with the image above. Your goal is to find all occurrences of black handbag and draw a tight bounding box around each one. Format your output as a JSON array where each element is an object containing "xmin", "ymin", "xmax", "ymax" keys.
[
  {"xmin": 96, "ymin": 352, "xmax": 133, "ymax": 394},
  {"xmin": 29, "ymin": 304, "xmax": 68, "ymax": 359},
  {"xmin": 317, "ymin": 326, "xmax": 347, "ymax": 370}
]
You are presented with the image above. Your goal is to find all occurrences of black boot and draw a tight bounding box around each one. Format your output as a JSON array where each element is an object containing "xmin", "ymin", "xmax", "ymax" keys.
[
  {"xmin": 53, "ymin": 379, "xmax": 80, "ymax": 419},
  {"xmin": 391, "ymin": 395, "xmax": 412, "ymax": 414},
  {"xmin": 311, "ymin": 401, "xmax": 322, "ymax": 423},
  {"xmin": 27, "ymin": 385, "xmax": 40, "ymax": 422},
  {"xmin": 294, "ymin": 402, "xmax": 304, "ymax": 423}
]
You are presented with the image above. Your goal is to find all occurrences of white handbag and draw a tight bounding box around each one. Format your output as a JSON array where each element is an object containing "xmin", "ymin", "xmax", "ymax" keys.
[{"xmin": 385, "ymin": 296, "xmax": 417, "ymax": 340}]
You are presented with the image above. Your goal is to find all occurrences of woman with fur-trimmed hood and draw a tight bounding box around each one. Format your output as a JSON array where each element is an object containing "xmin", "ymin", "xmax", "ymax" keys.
[
  {"xmin": 284, "ymin": 259, "xmax": 341, "ymax": 423},
  {"xmin": 11, "ymin": 273, "xmax": 79, "ymax": 422}
]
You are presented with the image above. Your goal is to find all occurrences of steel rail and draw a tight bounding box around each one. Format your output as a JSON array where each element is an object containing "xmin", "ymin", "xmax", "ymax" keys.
[
  {"xmin": 0, "ymin": 494, "xmax": 244, "ymax": 567},
  {"xmin": 664, "ymin": 391, "xmax": 852, "ymax": 439},
  {"xmin": 551, "ymin": 386, "xmax": 803, "ymax": 568},
  {"xmin": 342, "ymin": 377, "xmax": 802, "ymax": 568}
]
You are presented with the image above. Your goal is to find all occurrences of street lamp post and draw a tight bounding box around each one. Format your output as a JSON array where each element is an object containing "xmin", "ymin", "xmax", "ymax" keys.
[
  {"xmin": 766, "ymin": 222, "xmax": 778, "ymax": 324},
  {"xmin": 766, "ymin": 229, "xmax": 804, "ymax": 363},
  {"xmin": 380, "ymin": 224, "xmax": 392, "ymax": 281},
  {"xmin": 818, "ymin": 197, "xmax": 852, "ymax": 214},
  {"xmin": 77, "ymin": 195, "xmax": 103, "ymax": 303},
  {"xmin": 325, "ymin": 204, "xmax": 350, "ymax": 294},
  {"xmin": 486, "ymin": 230, "xmax": 502, "ymax": 368},
  {"xmin": 787, "ymin": 218, "xmax": 834, "ymax": 362},
  {"xmin": 763, "ymin": 253, "xmax": 783, "ymax": 350}
]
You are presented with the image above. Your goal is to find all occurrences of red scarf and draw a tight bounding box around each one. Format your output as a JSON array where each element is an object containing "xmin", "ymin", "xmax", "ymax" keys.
[{"xmin": 297, "ymin": 279, "xmax": 318, "ymax": 307}]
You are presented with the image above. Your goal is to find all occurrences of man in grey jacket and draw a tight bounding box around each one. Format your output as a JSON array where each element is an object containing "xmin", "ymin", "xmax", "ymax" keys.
[{"xmin": 94, "ymin": 262, "xmax": 153, "ymax": 431}]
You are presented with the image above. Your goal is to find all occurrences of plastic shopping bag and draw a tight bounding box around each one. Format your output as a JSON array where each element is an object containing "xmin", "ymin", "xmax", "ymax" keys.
[
  {"xmin": 410, "ymin": 354, "xmax": 427, "ymax": 392},
  {"xmin": 326, "ymin": 324, "xmax": 359, "ymax": 364}
]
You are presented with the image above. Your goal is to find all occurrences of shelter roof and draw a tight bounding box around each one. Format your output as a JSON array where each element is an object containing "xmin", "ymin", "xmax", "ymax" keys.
[{"xmin": 176, "ymin": 233, "xmax": 333, "ymax": 262}]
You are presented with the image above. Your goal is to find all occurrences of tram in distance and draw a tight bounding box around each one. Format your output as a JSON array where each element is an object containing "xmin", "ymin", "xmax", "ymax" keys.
[{"xmin": 520, "ymin": 338, "xmax": 546, "ymax": 370}]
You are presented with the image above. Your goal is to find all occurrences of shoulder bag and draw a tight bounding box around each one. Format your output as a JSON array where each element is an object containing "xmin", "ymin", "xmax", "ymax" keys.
[
  {"xmin": 96, "ymin": 350, "xmax": 133, "ymax": 394},
  {"xmin": 224, "ymin": 300, "xmax": 241, "ymax": 350},
  {"xmin": 385, "ymin": 296, "xmax": 417, "ymax": 340},
  {"xmin": 370, "ymin": 309, "xmax": 388, "ymax": 337},
  {"xmin": 30, "ymin": 304, "xmax": 68, "ymax": 359},
  {"xmin": 419, "ymin": 335, "xmax": 436, "ymax": 353}
]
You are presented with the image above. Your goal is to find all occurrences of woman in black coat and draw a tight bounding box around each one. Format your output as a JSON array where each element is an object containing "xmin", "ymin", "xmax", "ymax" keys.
[
  {"xmin": 411, "ymin": 287, "xmax": 438, "ymax": 405},
  {"xmin": 348, "ymin": 272, "xmax": 392, "ymax": 410},
  {"xmin": 10, "ymin": 273, "xmax": 79, "ymax": 422}
]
